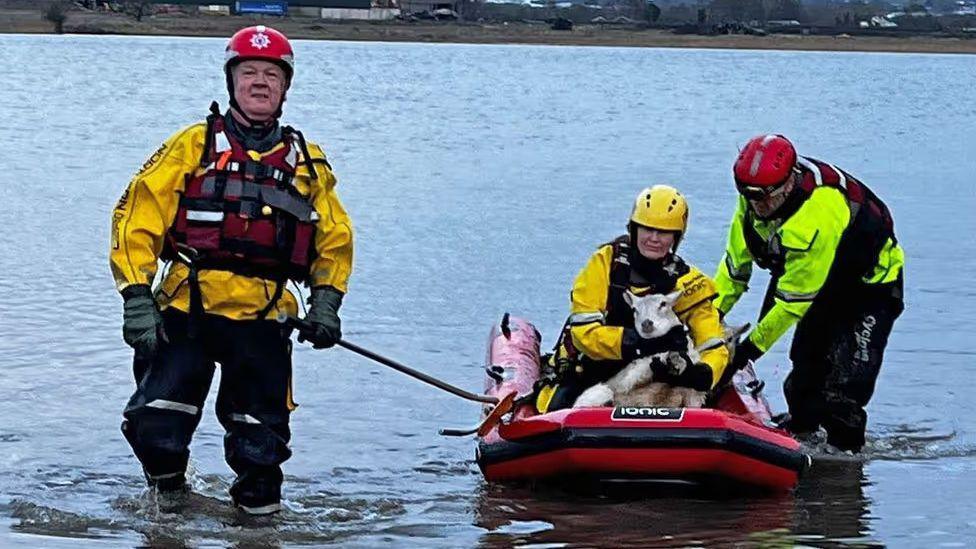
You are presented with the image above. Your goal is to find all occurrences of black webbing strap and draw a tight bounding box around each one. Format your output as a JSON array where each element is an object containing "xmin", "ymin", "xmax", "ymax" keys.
[
  {"xmin": 283, "ymin": 126, "xmax": 320, "ymax": 181},
  {"xmin": 606, "ymin": 238, "xmax": 632, "ymax": 326},
  {"xmin": 169, "ymin": 242, "xmax": 205, "ymax": 340},
  {"xmin": 256, "ymin": 278, "xmax": 287, "ymax": 321},
  {"xmin": 199, "ymin": 102, "xmax": 222, "ymax": 167}
]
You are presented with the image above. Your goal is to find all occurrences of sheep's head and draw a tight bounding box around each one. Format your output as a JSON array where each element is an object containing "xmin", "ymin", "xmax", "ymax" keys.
[{"xmin": 623, "ymin": 290, "xmax": 681, "ymax": 339}]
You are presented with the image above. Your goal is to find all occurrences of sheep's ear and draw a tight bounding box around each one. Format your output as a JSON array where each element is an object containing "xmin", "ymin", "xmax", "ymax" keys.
[
  {"xmin": 623, "ymin": 291, "xmax": 635, "ymax": 307},
  {"xmin": 665, "ymin": 290, "xmax": 681, "ymax": 305}
]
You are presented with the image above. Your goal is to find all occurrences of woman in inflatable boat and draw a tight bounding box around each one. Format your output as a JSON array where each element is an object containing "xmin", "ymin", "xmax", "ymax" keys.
[{"xmin": 538, "ymin": 185, "xmax": 730, "ymax": 412}]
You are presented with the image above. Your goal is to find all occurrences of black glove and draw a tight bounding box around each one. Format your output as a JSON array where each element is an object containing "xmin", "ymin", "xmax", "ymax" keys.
[
  {"xmin": 298, "ymin": 286, "xmax": 343, "ymax": 349},
  {"xmin": 648, "ymin": 351, "xmax": 690, "ymax": 378},
  {"xmin": 672, "ymin": 362, "xmax": 715, "ymax": 392},
  {"xmin": 621, "ymin": 325, "xmax": 688, "ymax": 362},
  {"xmin": 731, "ymin": 338, "xmax": 763, "ymax": 372},
  {"xmin": 121, "ymin": 284, "xmax": 166, "ymax": 360}
]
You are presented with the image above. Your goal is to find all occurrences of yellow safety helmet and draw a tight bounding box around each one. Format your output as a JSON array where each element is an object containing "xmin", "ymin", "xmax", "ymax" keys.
[{"xmin": 629, "ymin": 185, "xmax": 689, "ymax": 249}]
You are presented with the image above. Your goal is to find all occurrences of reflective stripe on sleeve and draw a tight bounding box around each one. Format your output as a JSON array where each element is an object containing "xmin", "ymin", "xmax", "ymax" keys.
[
  {"xmin": 568, "ymin": 312, "xmax": 605, "ymax": 325},
  {"xmin": 774, "ymin": 289, "xmax": 819, "ymax": 302},
  {"xmin": 725, "ymin": 254, "xmax": 751, "ymax": 282}
]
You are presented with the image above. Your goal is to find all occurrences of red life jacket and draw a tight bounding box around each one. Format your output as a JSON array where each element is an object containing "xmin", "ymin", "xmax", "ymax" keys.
[
  {"xmin": 743, "ymin": 156, "xmax": 896, "ymax": 286},
  {"xmin": 165, "ymin": 112, "xmax": 319, "ymax": 283}
]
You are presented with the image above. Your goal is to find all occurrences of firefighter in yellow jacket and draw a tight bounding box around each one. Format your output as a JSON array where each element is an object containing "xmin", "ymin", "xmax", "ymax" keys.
[
  {"xmin": 109, "ymin": 26, "xmax": 353, "ymax": 515},
  {"xmin": 540, "ymin": 185, "xmax": 730, "ymax": 411}
]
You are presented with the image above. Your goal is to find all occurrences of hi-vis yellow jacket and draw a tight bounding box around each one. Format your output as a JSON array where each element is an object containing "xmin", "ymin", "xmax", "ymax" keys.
[
  {"xmin": 110, "ymin": 121, "xmax": 353, "ymax": 320},
  {"xmin": 567, "ymin": 244, "xmax": 730, "ymax": 388},
  {"xmin": 714, "ymin": 191, "xmax": 903, "ymax": 353}
]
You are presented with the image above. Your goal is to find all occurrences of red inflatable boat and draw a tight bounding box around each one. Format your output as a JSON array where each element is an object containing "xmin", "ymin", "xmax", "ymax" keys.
[{"xmin": 476, "ymin": 315, "xmax": 809, "ymax": 491}]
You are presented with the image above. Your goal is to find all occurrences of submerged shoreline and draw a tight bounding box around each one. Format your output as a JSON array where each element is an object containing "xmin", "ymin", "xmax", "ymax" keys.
[{"xmin": 3, "ymin": 8, "xmax": 976, "ymax": 54}]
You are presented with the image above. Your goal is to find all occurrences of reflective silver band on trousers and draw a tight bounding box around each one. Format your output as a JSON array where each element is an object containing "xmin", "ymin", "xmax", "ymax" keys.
[
  {"xmin": 230, "ymin": 413, "xmax": 262, "ymax": 425},
  {"xmin": 146, "ymin": 399, "xmax": 199, "ymax": 416},
  {"xmin": 147, "ymin": 471, "xmax": 184, "ymax": 481}
]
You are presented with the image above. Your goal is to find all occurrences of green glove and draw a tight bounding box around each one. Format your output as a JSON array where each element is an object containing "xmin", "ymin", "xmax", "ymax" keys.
[
  {"xmin": 298, "ymin": 286, "xmax": 343, "ymax": 349},
  {"xmin": 121, "ymin": 284, "xmax": 167, "ymax": 360}
]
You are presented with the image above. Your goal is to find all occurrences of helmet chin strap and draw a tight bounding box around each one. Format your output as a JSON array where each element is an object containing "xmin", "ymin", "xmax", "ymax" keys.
[{"xmin": 228, "ymin": 95, "xmax": 285, "ymax": 129}]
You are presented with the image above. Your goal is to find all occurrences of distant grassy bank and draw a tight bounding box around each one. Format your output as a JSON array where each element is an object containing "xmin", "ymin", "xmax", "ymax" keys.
[{"xmin": 3, "ymin": 7, "xmax": 976, "ymax": 54}]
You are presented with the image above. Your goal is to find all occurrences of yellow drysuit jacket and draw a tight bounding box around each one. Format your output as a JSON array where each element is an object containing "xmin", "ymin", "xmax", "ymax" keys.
[{"xmin": 110, "ymin": 121, "xmax": 353, "ymax": 320}]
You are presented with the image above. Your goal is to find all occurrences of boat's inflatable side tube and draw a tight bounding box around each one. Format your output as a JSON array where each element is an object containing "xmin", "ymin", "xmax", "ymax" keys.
[{"xmin": 479, "ymin": 426, "xmax": 809, "ymax": 474}]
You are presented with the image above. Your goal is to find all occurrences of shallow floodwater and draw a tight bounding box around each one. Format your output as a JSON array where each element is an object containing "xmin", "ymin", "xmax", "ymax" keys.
[{"xmin": 1, "ymin": 34, "xmax": 974, "ymax": 547}]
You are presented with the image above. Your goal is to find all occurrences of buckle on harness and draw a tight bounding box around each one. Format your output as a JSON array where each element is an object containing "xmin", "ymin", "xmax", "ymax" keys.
[{"xmin": 173, "ymin": 243, "xmax": 200, "ymax": 266}]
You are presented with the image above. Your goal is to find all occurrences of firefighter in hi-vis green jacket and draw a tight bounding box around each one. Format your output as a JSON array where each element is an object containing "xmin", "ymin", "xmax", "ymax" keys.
[{"xmin": 715, "ymin": 134, "xmax": 904, "ymax": 453}]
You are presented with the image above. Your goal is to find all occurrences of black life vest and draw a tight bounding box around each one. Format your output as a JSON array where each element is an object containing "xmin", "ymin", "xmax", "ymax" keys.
[
  {"xmin": 558, "ymin": 236, "xmax": 689, "ymax": 373},
  {"xmin": 164, "ymin": 109, "xmax": 319, "ymax": 283},
  {"xmin": 604, "ymin": 235, "xmax": 690, "ymax": 326},
  {"xmin": 743, "ymin": 156, "xmax": 896, "ymax": 285}
]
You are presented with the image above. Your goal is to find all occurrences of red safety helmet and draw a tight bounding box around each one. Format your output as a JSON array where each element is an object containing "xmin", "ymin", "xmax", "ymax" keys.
[
  {"xmin": 733, "ymin": 134, "xmax": 798, "ymax": 198},
  {"xmin": 225, "ymin": 25, "xmax": 294, "ymax": 87}
]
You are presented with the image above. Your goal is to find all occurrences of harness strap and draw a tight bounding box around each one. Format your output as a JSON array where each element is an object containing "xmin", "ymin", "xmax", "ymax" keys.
[
  {"xmin": 187, "ymin": 263, "xmax": 204, "ymax": 339},
  {"xmin": 167, "ymin": 240, "xmax": 205, "ymax": 339},
  {"xmin": 256, "ymin": 278, "xmax": 287, "ymax": 320},
  {"xmin": 606, "ymin": 237, "xmax": 632, "ymax": 325},
  {"xmin": 553, "ymin": 318, "xmax": 580, "ymax": 375},
  {"xmin": 199, "ymin": 102, "xmax": 222, "ymax": 167},
  {"xmin": 283, "ymin": 126, "xmax": 320, "ymax": 181},
  {"xmin": 166, "ymin": 236, "xmax": 290, "ymax": 330},
  {"xmin": 742, "ymin": 213, "xmax": 786, "ymax": 277}
]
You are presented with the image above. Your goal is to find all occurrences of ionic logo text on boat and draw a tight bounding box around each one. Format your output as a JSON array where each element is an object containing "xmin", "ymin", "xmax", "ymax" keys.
[{"xmin": 612, "ymin": 407, "xmax": 685, "ymax": 421}]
